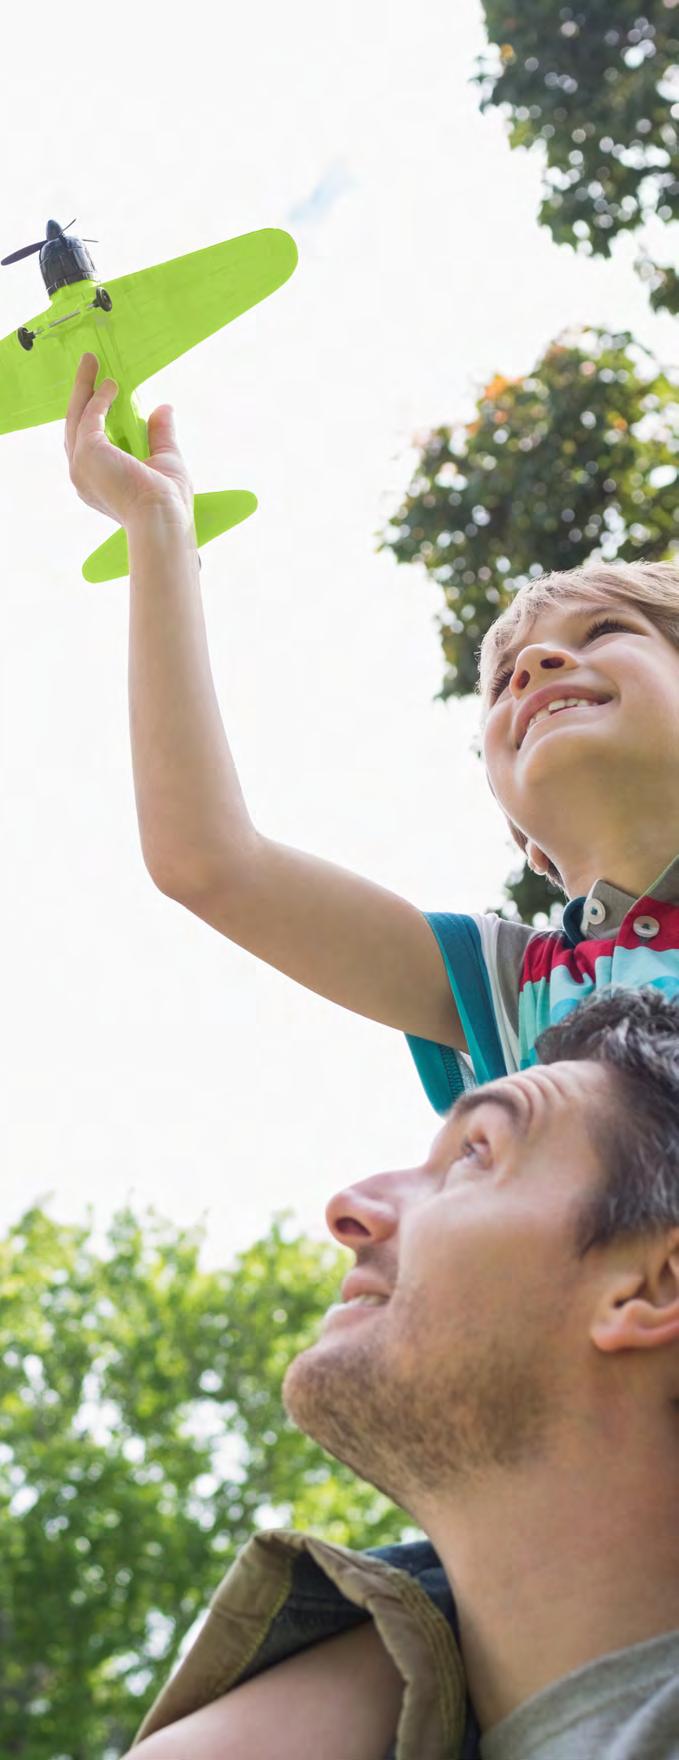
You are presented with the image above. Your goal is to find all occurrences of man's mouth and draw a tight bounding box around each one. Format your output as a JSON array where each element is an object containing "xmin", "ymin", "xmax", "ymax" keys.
[
  {"xmin": 322, "ymin": 1293, "xmax": 390, "ymax": 1325},
  {"xmin": 342, "ymin": 1293, "xmax": 389, "ymax": 1307}
]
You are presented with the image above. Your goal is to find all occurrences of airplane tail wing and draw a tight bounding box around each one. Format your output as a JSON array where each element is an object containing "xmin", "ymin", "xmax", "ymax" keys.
[{"xmin": 81, "ymin": 489, "xmax": 257, "ymax": 582}]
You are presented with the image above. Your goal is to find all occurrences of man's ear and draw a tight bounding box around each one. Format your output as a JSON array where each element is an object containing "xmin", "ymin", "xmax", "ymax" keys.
[{"xmin": 591, "ymin": 1234, "xmax": 679, "ymax": 1355}]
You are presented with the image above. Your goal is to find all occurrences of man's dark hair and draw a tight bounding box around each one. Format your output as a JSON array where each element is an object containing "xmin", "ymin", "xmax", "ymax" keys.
[{"xmin": 535, "ymin": 987, "xmax": 679, "ymax": 1259}]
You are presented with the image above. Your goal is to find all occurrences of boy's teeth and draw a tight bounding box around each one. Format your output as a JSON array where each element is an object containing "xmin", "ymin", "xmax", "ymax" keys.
[
  {"xmin": 344, "ymin": 1293, "xmax": 387, "ymax": 1307},
  {"xmin": 526, "ymin": 697, "xmax": 596, "ymax": 737}
]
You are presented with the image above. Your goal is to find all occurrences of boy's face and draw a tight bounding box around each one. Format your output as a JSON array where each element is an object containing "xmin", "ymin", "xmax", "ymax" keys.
[{"xmin": 481, "ymin": 599, "xmax": 679, "ymax": 866}]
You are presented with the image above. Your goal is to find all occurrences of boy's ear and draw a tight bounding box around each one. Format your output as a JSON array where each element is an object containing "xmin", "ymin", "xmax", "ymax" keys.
[
  {"xmin": 505, "ymin": 813, "xmax": 556, "ymax": 883},
  {"xmin": 525, "ymin": 840, "xmax": 551, "ymax": 877}
]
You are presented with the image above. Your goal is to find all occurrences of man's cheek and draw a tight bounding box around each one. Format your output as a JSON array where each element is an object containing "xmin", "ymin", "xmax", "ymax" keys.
[{"xmin": 396, "ymin": 1217, "xmax": 457, "ymax": 1310}]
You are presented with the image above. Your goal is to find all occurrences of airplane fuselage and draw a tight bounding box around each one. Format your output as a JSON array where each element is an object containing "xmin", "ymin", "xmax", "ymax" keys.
[{"xmin": 36, "ymin": 280, "xmax": 149, "ymax": 460}]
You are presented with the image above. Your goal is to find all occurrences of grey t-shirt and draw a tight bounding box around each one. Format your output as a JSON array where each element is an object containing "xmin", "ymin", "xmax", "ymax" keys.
[{"xmin": 479, "ymin": 1630, "xmax": 679, "ymax": 1760}]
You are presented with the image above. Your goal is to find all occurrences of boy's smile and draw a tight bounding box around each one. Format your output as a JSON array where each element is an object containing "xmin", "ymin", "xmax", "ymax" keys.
[
  {"xmin": 481, "ymin": 597, "xmax": 679, "ymax": 901},
  {"xmin": 516, "ymin": 689, "xmax": 614, "ymax": 750}
]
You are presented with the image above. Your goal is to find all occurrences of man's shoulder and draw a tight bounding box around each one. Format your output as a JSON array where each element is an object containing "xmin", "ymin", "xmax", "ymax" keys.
[{"xmin": 132, "ymin": 1530, "xmax": 468, "ymax": 1759}]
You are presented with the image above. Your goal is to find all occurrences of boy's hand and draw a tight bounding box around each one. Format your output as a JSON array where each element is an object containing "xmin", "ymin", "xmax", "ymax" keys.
[{"xmin": 65, "ymin": 353, "xmax": 194, "ymax": 530}]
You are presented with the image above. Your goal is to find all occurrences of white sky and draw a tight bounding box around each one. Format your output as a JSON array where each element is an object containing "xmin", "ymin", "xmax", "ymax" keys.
[{"xmin": 1, "ymin": 0, "xmax": 677, "ymax": 1269}]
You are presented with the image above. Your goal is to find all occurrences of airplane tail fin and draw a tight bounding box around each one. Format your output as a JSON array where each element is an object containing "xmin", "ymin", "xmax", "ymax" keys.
[{"xmin": 81, "ymin": 490, "xmax": 258, "ymax": 583}]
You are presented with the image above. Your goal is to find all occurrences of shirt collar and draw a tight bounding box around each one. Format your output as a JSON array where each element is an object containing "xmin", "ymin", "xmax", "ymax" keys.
[{"xmin": 562, "ymin": 853, "xmax": 679, "ymax": 946}]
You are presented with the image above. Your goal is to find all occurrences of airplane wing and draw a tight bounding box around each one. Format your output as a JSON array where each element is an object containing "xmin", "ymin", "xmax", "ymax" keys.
[
  {"xmin": 0, "ymin": 228, "xmax": 297, "ymax": 438},
  {"xmin": 0, "ymin": 308, "xmax": 73, "ymax": 435},
  {"xmin": 100, "ymin": 227, "xmax": 298, "ymax": 389}
]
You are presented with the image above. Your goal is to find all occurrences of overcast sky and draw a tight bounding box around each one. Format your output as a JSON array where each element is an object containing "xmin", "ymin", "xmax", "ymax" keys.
[{"xmin": 1, "ymin": 0, "xmax": 677, "ymax": 1269}]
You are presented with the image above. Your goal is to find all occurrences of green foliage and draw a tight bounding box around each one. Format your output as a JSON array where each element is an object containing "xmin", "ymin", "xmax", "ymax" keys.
[
  {"xmin": 382, "ymin": 327, "xmax": 679, "ymax": 701},
  {"xmin": 487, "ymin": 859, "xmax": 565, "ymax": 928},
  {"xmin": 640, "ymin": 254, "xmax": 679, "ymax": 314},
  {"xmin": 0, "ymin": 1206, "xmax": 409, "ymax": 1759},
  {"xmin": 477, "ymin": 1, "xmax": 679, "ymax": 300}
]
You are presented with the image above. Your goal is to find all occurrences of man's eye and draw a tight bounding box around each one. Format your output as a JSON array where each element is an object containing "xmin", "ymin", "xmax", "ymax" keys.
[{"xmin": 454, "ymin": 1137, "xmax": 488, "ymax": 1166}]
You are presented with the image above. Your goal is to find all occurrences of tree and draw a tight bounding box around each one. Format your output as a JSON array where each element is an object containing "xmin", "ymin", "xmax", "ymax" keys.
[
  {"xmin": 487, "ymin": 857, "xmax": 565, "ymax": 929},
  {"xmin": 381, "ymin": 326, "xmax": 679, "ymax": 921},
  {"xmin": 477, "ymin": 1, "xmax": 679, "ymax": 309},
  {"xmin": 383, "ymin": 327, "xmax": 678, "ymax": 697},
  {"xmin": 0, "ymin": 1205, "xmax": 408, "ymax": 1760}
]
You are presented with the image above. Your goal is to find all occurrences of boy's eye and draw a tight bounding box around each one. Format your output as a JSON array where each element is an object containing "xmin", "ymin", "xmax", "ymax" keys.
[
  {"xmin": 489, "ymin": 615, "xmax": 629, "ymax": 702},
  {"xmin": 584, "ymin": 616, "xmax": 628, "ymax": 641},
  {"xmin": 490, "ymin": 667, "xmax": 512, "ymax": 700}
]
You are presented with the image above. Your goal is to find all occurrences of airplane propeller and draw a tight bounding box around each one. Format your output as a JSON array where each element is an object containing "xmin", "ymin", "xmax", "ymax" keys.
[{"xmin": 1, "ymin": 220, "xmax": 98, "ymax": 266}]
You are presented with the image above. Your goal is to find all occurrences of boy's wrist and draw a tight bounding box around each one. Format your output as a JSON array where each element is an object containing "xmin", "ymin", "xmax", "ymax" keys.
[{"xmin": 126, "ymin": 494, "xmax": 198, "ymax": 556}]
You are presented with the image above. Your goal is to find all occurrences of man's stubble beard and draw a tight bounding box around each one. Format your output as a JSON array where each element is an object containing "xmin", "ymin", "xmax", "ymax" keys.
[
  {"xmin": 283, "ymin": 1313, "xmax": 416, "ymax": 1510},
  {"xmin": 283, "ymin": 1284, "xmax": 565, "ymax": 1510}
]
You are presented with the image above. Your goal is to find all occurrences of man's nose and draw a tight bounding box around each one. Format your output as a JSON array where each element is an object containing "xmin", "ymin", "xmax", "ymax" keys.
[
  {"xmin": 511, "ymin": 645, "xmax": 572, "ymax": 694},
  {"xmin": 326, "ymin": 1178, "xmax": 399, "ymax": 1246}
]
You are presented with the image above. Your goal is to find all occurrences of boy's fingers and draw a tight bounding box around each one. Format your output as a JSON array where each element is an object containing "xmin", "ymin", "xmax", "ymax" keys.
[
  {"xmin": 86, "ymin": 376, "xmax": 118, "ymax": 420},
  {"xmin": 70, "ymin": 374, "xmax": 119, "ymax": 458},
  {"xmin": 65, "ymin": 354, "xmax": 118, "ymax": 451},
  {"xmin": 147, "ymin": 404, "xmax": 175, "ymax": 454},
  {"xmin": 64, "ymin": 354, "xmax": 100, "ymax": 456}
]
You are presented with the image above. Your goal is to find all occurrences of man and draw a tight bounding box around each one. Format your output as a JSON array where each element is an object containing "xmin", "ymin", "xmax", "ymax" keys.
[{"xmin": 129, "ymin": 987, "xmax": 679, "ymax": 1759}]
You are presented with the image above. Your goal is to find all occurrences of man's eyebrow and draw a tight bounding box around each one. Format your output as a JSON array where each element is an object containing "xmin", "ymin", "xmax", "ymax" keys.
[{"xmin": 446, "ymin": 1085, "xmax": 530, "ymax": 1140}]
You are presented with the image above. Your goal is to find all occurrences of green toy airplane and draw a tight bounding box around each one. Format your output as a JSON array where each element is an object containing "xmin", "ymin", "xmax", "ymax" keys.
[{"xmin": 0, "ymin": 219, "xmax": 297, "ymax": 580}]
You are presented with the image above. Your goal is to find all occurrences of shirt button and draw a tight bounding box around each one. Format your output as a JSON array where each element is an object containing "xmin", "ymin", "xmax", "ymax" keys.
[
  {"xmin": 632, "ymin": 915, "xmax": 660, "ymax": 939},
  {"xmin": 584, "ymin": 898, "xmax": 606, "ymax": 927}
]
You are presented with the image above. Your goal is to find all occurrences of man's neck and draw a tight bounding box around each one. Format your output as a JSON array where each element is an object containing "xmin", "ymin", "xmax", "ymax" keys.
[{"xmin": 419, "ymin": 1443, "xmax": 679, "ymax": 1733}]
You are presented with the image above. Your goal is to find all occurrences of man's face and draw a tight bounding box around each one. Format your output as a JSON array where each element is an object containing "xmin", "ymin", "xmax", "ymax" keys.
[
  {"xmin": 283, "ymin": 1060, "xmax": 610, "ymax": 1511},
  {"xmin": 481, "ymin": 600, "xmax": 679, "ymax": 850}
]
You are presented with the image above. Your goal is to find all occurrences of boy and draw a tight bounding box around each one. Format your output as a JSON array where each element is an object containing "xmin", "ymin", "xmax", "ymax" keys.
[
  {"xmin": 65, "ymin": 356, "xmax": 679, "ymax": 1105},
  {"xmin": 66, "ymin": 356, "xmax": 679, "ymax": 1754}
]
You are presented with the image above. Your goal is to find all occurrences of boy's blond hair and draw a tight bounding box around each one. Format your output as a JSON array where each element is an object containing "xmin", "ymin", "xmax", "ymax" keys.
[{"xmin": 476, "ymin": 561, "xmax": 679, "ymax": 894}]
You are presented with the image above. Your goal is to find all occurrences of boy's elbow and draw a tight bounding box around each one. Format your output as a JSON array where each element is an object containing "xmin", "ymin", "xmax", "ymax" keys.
[
  {"xmin": 135, "ymin": 832, "xmax": 205, "ymax": 901},
  {"xmin": 143, "ymin": 856, "xmax": 213, "ymax": 906},
  {"xmin": 141, "ymin": 847, "xmax": 253, "ymax": 930}
]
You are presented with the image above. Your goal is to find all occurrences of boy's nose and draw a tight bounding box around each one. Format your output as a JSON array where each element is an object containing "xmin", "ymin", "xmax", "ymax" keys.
[{"xmin": 514, "ymin": 649, "xmax": 569, "ymax": 692}]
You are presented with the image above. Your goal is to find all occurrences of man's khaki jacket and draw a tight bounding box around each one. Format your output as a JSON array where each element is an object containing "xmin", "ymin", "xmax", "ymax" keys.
[{"xmin": 131, "ymin": 1529, "xmax": 480, "ymax": 1759}]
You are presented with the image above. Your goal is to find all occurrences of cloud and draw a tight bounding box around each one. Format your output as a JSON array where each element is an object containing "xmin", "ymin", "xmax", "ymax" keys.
[{"xmin": 288, "ymin": 162, "xmax": 355, "ymax": 230}]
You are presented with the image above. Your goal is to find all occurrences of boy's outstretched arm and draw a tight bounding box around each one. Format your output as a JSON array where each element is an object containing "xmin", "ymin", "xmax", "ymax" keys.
[
  {"xmin": 127, "ymin": 1622, "xmax": 403, "ymax": 1759},
  {"xmin": 66, "ymin": 355, "xmax": 465, "ymax": 1051}
]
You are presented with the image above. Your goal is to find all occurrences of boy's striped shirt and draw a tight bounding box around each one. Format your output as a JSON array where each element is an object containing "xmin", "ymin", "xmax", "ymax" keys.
[{"xmin": 407, "ymin": 854, "xmax": 679, "ymax": 1113}]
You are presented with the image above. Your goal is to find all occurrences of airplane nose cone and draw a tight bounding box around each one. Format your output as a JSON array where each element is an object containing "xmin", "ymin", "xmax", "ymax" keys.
[{"xmin": 46, "ymin": 219, "xmax": 61, "ymax": 239}]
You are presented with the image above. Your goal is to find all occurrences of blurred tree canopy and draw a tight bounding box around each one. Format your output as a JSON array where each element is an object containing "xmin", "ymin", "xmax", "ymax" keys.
[
  {"xmin": 477, "ymin": 1, "xmax": 679, "ymax": 310},
  {"xmin": 1, "ymin": 1204, "xmax": 408, "ymax": 1760},
  {"xmin": 381, "ymin": 326, "xmax": 679, "ymax": 922},
  {"xmin": 383, "ymin": 327, "xmax": 679, "ymax": 698}
]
